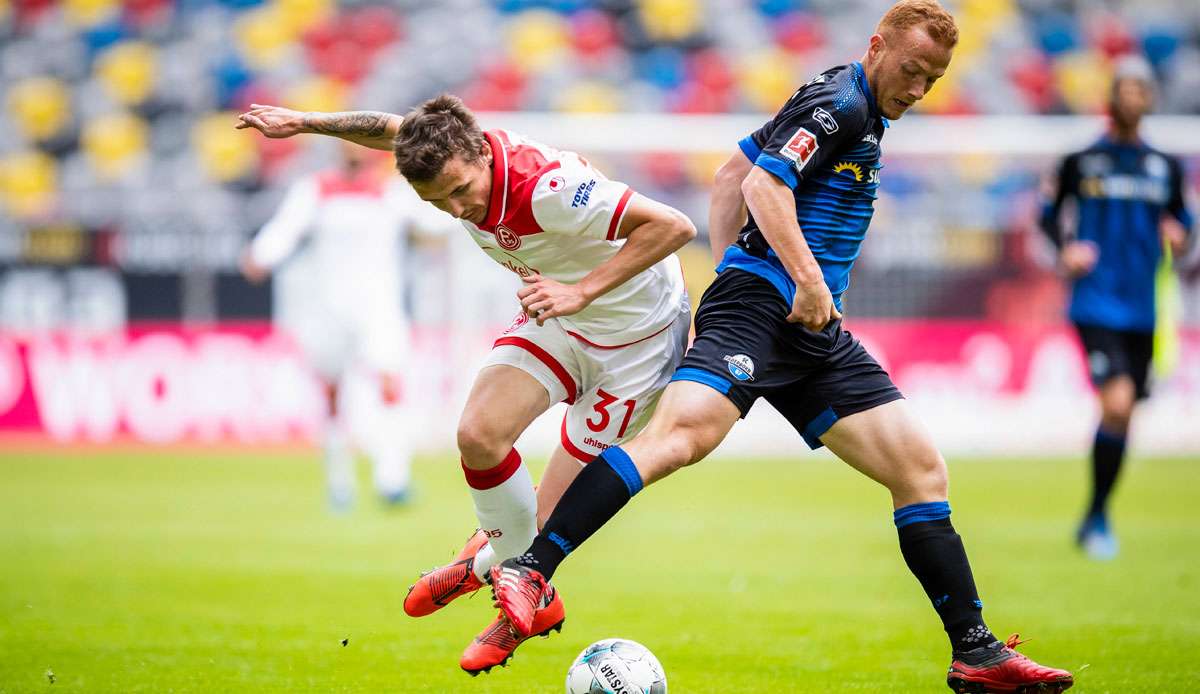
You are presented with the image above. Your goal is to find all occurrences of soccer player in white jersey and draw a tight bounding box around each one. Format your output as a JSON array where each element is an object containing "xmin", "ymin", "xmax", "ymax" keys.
[
  {"xmin": 241, "ymin": 142, "xmax": 456, "ymax": 510},
  {"xmin": 237, "ymin": 94, "xmax": 695, "ymax": 672}
]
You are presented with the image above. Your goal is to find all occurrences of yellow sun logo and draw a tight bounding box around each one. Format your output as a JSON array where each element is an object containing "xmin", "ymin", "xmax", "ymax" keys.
[{"xmin": 832, "ymin": 162, "xmax": 864, "ymax": 182}]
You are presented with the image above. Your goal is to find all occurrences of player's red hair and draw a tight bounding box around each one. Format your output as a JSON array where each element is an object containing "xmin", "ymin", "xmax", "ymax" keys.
[{"xmin": 877, "ymin": 0, "xmax": 959, "ymax": 48}]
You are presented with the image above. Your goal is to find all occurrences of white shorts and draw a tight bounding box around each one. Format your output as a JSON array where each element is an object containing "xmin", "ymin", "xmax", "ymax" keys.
[
  {"xmin": 285, "ymin": 308, "xmax": 409, "ymax": 383},
  {"xmin": 483, "ymin": 308, "xmax": 691, "ymax": 462}
]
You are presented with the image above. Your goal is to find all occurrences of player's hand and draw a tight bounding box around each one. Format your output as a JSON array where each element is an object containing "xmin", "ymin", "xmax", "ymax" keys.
[
  {"xmin": 235, "ymin": 104, "xmax": 307, "ymax": 138},
  {"xmin": 1060, "ymin": 240, "xmax": 1098, "ymax": 278},
  {"xmin": 788, "ymin": 278, "xmax": 841, "ymax": 331},
  {"xmin": 1161, "ymin": 217, "xmax": 1188, "ymax": 257},
  {"xmin": 239, "ymin": 250, "xmax": 269, "ymax": 284},
  {"xmin": 517, "ymin": 274, "xmax": 591, "ymax": 326}
]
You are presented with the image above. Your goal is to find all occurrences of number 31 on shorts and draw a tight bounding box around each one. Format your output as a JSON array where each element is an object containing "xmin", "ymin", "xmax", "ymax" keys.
[{"xmin": 586, "ymin": 389, "xmax": 637, "ymax": 438}]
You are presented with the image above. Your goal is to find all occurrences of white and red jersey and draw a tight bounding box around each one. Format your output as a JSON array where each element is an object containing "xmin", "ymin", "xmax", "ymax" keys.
[
  {"xmin": 250, "ymin": 168, "xmax": 456, "ymax": 322},
  {"xmin": 462, "ymin": 129, "xmax": 688, "ymax": 348}
]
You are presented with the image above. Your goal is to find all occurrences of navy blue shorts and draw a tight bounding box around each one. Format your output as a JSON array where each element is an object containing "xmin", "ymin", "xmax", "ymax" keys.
[
  {"xmin": 1074, "ymin": 322, "xmax": 1154, "ymax": 400},
  {"xmin": 672, "ymin": 269, "xmax": 903, "ymax": 449}
]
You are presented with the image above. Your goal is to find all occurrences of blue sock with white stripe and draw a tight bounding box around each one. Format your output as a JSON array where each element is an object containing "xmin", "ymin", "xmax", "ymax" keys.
[
  {"xmin": 516, "ymin": 446, "xmax": 643, "ymax": 580},
  {"xmin": 894, "ymin": 502, "xmax": 996, "ymax": 652}
]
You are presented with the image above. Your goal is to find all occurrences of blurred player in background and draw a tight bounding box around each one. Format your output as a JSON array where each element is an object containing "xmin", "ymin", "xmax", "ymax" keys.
[
  {"xmin": 241, "ymin": 141, "xmax": 455, "ymax": 511},
  {"xmin": 490, "ymin": 2, "xmax": 1075, "ymax": 691},
  {"xmin": 1039, "ymin": 58, "xmax": 1193, "ymax": 560},
  {"xmin": 237, "ymin": 94, "xmax": 695, "ymax": 673}
]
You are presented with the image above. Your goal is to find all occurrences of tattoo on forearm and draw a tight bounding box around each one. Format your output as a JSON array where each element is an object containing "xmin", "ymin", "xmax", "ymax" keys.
[{"xmin": 304, "ymin": 111, "xmax": 393, "ymax": 138}]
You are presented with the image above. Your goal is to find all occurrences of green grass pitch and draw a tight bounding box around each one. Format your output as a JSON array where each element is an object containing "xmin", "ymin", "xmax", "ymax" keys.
[{"xmin": 1, "ymin": 447, "xmax": 1198, "ymax": 692}]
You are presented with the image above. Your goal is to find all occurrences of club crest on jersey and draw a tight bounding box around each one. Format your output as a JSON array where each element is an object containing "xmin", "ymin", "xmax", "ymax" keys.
[
  {"xmin": 812, "ymin": 107, "xmax": 838, "ymax": 134},
  {"xmin": 723, "ymin": 354, "xmax": 755, "ymax": 381},
  {"xmin": 548, "ymin": 175, "xmax": 566, "ymax": 192},
  {"xmin": 780, "ymin": 127, "xmax": 819, "ymax": 172},
  {"xmin": 496, "ymin": 224, "xmax": 522, "ymax": 250},
  {"xmin": 503, "ymin": 311, "xmax": 529, "ymax": 334}
]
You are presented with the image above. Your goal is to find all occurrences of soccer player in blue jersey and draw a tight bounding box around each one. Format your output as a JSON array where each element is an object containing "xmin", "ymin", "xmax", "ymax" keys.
[
  {"xmin": 490, "ymin": 1, "xmax": 1074, "ymax": 690},
  {"xmin": 1040, "ymin": 58, "xmax": 1193, "ymax": 561}
]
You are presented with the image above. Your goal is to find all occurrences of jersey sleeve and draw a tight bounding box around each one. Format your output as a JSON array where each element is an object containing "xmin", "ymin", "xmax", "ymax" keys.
[
  {"xmin": 530, "ymin": 158, "xmax": 635, "ymax": 241},
  {"xmin": 738, "ymin": 86, "xmax": 867, "ymax": 190},
  {"xmin": 249, "ymin": 176, "xmax": 319, "ymax": 269},
  {"xmin": 1039, "ymin": 153, "xmax": 1080, "ymax": 248},
  {"xmin": 1166, "ymin": 155, "xmax": 1194, "ymax": 234}
]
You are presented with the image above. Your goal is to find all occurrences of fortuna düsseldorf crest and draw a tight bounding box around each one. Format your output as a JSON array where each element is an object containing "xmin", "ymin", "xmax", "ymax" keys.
[{"xmin": 496, "ymin": 224, "xmax": 521, "ymax": 250}]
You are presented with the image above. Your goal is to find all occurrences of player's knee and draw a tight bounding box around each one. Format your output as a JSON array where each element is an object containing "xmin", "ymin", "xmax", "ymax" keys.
[
  {"xmin": 898, "ymin": 452, "xmax": 948, "ymax": 503},
  {"xmin": 456, "ymin": 418, "xmax": 514, "ymax": 469}
]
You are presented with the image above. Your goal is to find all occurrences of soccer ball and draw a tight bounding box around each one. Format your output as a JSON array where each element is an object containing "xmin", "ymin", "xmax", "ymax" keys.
[{"xmin": 565, "ymin": 638, "xmax": 667, "ymax": 694}]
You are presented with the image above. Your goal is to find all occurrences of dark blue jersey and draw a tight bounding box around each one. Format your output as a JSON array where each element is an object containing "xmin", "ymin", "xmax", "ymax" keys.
[
  {"xmin": 718, "ymin": 62, "xmax": 887, "ymax": 311},
  {"xmin": 1040, "ymin": 135, "xmax": 1194, "ymax": 332}
]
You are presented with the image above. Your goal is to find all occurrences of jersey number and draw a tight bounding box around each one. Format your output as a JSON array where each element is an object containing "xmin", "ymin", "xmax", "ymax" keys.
[{"xmin": 586, "ymin": 389, "xmax": 637, "ymax": 438}]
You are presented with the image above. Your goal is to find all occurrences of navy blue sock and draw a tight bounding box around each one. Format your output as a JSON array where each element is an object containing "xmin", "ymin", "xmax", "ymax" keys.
[
  {"xmin": 1088, "ymin": 427, "xmax": 1127, "ymax": 519},
  {"xmin": 895, "ymin": 502, "xmax": 995, "ymax": 652},
  {"xmin": 516, "ymin": 446, "xmax": 643, "ymax": 580}
]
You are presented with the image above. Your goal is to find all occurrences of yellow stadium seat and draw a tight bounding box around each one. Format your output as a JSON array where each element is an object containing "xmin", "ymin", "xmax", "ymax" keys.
[
  {"xmin": 63, "ymin": 0, "xmax": 118, "ymax": 28},
  {"xmin": 639, "ymin": 0, "xmax": 701, "ymax": 42},
  {"xmin": 1055, "ymin": 50, "xmax": 1110, "ymax": 114},
  {"xmin": 739, "ymin": 49, "xmax": 799, "ymax": 112},
  {"xmin": 0, "ymin": 151, "xmax": 58, "ymax": 219},
  {"xmin": 236, "ymin": 5, "xmax": 296, "ymax": 69},
  {"xmin": 506, "ymin": 10, "xmax": 569, "ymax": 74},
  {"xmin": 193, "ymin": 112, "xmax": 260, "ymax": 183},
  {"xmin": 96, "ymin": 41, "xmax": 158, "ymax": 106},
  {"xmin": 554, "ymin": 82, "xmax": 622, "ymax": 113},
  {"xmin": 81, "ymin": 113, "xmax": 148, "ymax": 180},
  {"xmin": 277, "ymin": 0, "xmax": 334, "ymax": 36},
  {"xmin": 283, "ymin": 77, "xmax": 348, "ymax": 115},
  {"xmin": 6, "ymin": 77, "xmax": 71, "ymax": 143}
]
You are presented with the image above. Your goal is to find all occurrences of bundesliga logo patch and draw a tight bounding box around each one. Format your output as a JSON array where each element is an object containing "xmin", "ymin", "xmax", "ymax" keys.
[
  {"xmin": 723, "ymin": 354, "xmax": 755, "ymax": 381},
  {"xmin": 780, "ymin": 127, "xmax": 819, "ymax": 172}
]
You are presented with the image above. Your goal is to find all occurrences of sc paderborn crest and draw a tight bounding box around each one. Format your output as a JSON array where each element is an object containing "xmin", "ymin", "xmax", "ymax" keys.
[
  {"xmin": 496, "ymin": 224, "xmax": 521, "ymax": 250},
  {"xmin": 723, "ymin": 354, "xmax": 755, "ymax": 381}
]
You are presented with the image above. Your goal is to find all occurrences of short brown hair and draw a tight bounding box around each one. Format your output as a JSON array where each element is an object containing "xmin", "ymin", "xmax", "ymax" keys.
[
  {"xmin": 877, "ymin": 0, "xmax": 958, "ymax": 48},
  {"xmin": 393, "ymin": 94, "xmax": 486, "ymax": 182}
]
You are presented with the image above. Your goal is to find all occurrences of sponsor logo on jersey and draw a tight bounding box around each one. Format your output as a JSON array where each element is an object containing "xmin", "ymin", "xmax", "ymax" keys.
[
  {"xmin": 548, "ymin": 175, "xmax": 566, "ymax": 191},
  {"xmin": 496, "ymin": 224, "xmax": 522, "ymax": 250},
  {"xmin": 780, "ymin": 127, "xmax": 819, "ymax": 172},
  {"xmin": 723, "ymin": 354, "xmax": 755, "ymax": 381},
  {"xmin": 833, "ymin": 161, "xmax": 864, "ymax": 182},
  {"xmin": 1144, "ymin": 153, "xmax": 1168, "ymax": 179},
  {"xmin": 503, "ymin": 311, "xmax": 529, "ymax": 334},
  {"xmin": 582, "ymin": 436, "xmax": 611, "ymax": 451},
  {"xmin": 572, "ymin": 179, "xmax": 597, "ymax": 208},
  {"xmin": 812, "ymin": 107, "xmax": 838, "ymax": 134},
  {"xmin": 862, "ymin": 132, "xmax": 879, "ymax": 146}
]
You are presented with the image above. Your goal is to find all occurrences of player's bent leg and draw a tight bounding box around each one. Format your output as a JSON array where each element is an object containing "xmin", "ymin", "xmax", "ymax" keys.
[
  {"xmin": 819, "ymin": 399, "xmax": 947, "ymax": 509},
  {"xmin": 493, "ymin": 381, "xmax": 741, "ymax": 637},
  {"xmin": 404, "ymin": 366, "xmax": 552, "ymax": 618},
  {"xmin": 622, "ymin": 380, "xmax": 742, "ymax": 485},
  {"xmin": 535, "ymin": 445, "xmax": 589, "ymax": 530},
  {"xmin": 1079, "ymin": 374, "xmax": 1135, "ymax": 559},
  {"xmin": 822, "ymin": 400, "xmax": 1072, "ymax": 689}
]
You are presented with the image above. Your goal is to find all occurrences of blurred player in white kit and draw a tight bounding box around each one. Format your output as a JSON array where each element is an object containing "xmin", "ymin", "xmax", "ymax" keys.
[{"xmin": 241, "ymin": 142, "xmax": 456, "ymax": 510}]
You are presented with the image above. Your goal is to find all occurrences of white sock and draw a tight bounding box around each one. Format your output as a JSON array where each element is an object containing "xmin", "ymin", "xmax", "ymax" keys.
[
  {"xmin": 472, "ymin": 542, "xmax": 498, "ymax": 581},
  {"xmin": 324, "ymin": 422, "xmax": 354, "ymax": 506},
  {"xmin": 462, "ymin": 448, "xmax": 536, "ymax": 582}
]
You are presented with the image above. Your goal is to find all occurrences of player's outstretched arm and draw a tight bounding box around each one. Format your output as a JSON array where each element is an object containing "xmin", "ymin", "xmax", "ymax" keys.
[
  {"xmin": 236, "ymin": 104, "xmax": 402, "ymax": 151},
  {"xmin": 518, "ymin": 196, "xmax": 696, "ymax": 324},
  {"xmin": 741, "ymin": 166, "xmax": 839, "ymax": 331},
  {"xmin": 708, "ymin": 150, "xmax": 753, "ymax": 266}
]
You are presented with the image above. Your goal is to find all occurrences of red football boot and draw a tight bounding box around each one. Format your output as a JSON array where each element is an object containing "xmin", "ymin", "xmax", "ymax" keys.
[
  {"xmin": 402, "ymin": 530, "xmax": 489, "ymax": 617},
  {"xmin": 489, "ymin": 559, "xmax": 551, "ymax": 637},
  {"xmin": 460, "ymin": 585, "xmax": 565, "ymax": 675},
  {"xmin": 947, "ymin": 634, "xmax": 1074, "ymax": 693}
]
